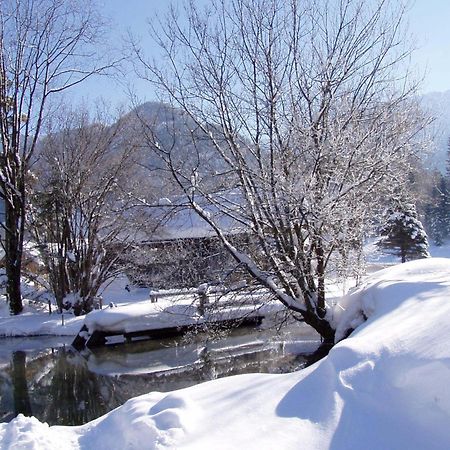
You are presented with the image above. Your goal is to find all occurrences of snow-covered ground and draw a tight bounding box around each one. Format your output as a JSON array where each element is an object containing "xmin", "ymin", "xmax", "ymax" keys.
[
  {"xmin": 0, "ymin": 279, "xmax": 285, "ymax": 339},
  {"xmin": 0, "ymin": 258, "xmax": 449, "ymax": 449},
  {"xmin": 0, "ymin": 240, "xmax": 449, "ymax": 338},
  {"xmin": 0, "ymin": 270, "xmax": 355, "ymax": 339},
  {"xmin": 0, "ymin": 300, "xmax": 84, "ymax": 337},
  {"xmin": 364, "ymin": 237, "xmax": 450, "ymax": 264},
  {"xmin": 0, "ymin": 276, "xmax": 153, "ymax": 337},
  {"xmin": 83, "ymin": 290, "xmax": 283, "ymax": 340}
]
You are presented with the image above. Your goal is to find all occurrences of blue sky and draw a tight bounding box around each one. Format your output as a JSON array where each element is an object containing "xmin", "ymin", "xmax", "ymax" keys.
[
  {"xmin": 71, "ymin": 0, "xmax": 450, "ymax": 107},
  {"xmin": 408, "ymin": 0, "xmax": 450, "ymax": 93}
]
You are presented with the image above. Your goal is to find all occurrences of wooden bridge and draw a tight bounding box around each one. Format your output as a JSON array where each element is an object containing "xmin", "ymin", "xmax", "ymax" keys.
[{"xmin": 72, "ymin": 287, "xmax": 281, "ymax": 350}]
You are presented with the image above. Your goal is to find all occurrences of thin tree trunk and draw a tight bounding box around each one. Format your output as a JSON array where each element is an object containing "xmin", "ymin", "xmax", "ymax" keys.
[
  {"xmin": 315, "ymin": 235, "xmax": 327, "ymax": 319},
  {"xmin": 5, "ymin": 198, "xmax": 23, "ymax": 315},
  {"xmin": 401, "ymin": 247, "xmax": 406, "ymax": 263}
]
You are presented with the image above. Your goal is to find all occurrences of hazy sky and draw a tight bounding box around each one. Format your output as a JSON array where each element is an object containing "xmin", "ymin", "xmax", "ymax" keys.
[{"xmin": 73, "ymin": 0, "xmax": 450, "ymax": 106}]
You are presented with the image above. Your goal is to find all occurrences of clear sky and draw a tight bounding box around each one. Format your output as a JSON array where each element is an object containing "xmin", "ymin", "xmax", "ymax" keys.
[
  {"xmin": 408, "ymin": 0, "xmax": 450, "ymax": 93},
  {"xmin": 71, "ymin": 0, "xmax": 450, "ymax": 107}
]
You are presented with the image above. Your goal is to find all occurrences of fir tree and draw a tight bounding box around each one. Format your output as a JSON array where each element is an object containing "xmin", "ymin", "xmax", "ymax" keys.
[
  {"xmin": 426, "ymin": 174, "xmax": 449, "ymax": 246},
  {"xmin": 378, "ymin": 203, "xmax": 430, "ymax": 263},
  {"xmin": 444, "ymin": 137, "xmax": 450, "ymax": 237}
]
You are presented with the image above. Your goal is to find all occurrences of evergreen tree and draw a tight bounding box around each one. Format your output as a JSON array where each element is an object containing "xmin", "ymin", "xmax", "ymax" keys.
[
  {"xmin": 378, "ymin": 203, "xmax": 430, "ymax": 263},
  {"xmin": 444, "ymin": 137, "xmax": 450, "ymax": 237},
  {"xmin": 426, "ymin": 174, "xmax": 449, "ymax": 246},
  {"xmin": 446, "ymin": 136, "xmax": 450, "ymax": 180}
]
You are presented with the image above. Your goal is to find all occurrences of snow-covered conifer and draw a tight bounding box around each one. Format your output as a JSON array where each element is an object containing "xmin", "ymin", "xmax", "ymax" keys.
[
  {"xmin": 378, "ymin": 203, "xmax": 430, "ymax": 263},
  {"xmin": 426, "ymin": 175, "xmax": 450, "ymax": 246}
]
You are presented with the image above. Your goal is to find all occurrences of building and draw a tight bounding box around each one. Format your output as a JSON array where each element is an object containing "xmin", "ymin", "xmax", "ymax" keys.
[{"xmin": 122, "ymin": 192, "xmax": 257, "ymax": 289}]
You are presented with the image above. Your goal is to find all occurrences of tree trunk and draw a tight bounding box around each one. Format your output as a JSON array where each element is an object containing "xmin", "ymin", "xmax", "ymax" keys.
[
  {"xmin": 304, "ymin": 340, "xmax": 334, "ymax": 367},
  {"xmin": 315, "ymin": 236, "xmax": 327, "ymax": 319},
  {"xmin": 5, "ymin": 199, "xmax": 23, "ymax": 315},
  {"xmin": 301, "ymin": 308, "xmax": 336, "ymax": 344}
]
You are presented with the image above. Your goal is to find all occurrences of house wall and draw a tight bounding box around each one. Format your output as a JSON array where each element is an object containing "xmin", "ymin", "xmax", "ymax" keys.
[{"xmin": 122, "ymin": 233, "xmax": 257, "ymax": 290}]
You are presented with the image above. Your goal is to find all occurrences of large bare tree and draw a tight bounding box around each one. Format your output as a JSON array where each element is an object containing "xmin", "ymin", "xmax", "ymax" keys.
[
  {"xmin": 28, "ymin": 106, "xmax": 140, "ymax": 315},
  {"xmin": 135, "ymin": 0, "xmax": 427, "ymax": 342},
  {"xmin": 0, "ymin": 0, "xmax": 115, "ymax": 314}
]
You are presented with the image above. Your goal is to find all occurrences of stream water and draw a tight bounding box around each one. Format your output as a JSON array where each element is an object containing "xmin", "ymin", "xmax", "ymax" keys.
[{"xmin": 0, "ymin": 323, "xmax": 321, "ymax": 426}]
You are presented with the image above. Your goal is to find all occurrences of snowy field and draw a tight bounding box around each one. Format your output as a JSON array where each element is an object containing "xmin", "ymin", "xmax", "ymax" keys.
[{"xmin": 0, "ymin": 258, "xmax": 449, "ymax": 449}]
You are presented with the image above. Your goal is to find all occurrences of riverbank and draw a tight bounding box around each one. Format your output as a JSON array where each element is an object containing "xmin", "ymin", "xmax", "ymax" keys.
[
  {"xmin": 2, "ymin": 239, "xmax": 449, "ymax": 339},
  {"xmin": 0, "ymin": 276, "xmax": 153, "ymax": 337},
  {"xmin": 0, "ymin": 276, "xmax": 325, "ymax": 339}
]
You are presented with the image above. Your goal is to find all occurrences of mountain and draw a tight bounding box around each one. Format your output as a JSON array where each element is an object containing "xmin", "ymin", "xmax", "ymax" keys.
[
  {"xmin": 119, "ymin": 101, "xmax": 235, "ymax": 205},
  {"xmin": 131, "ymin": 98, "xmax": 450, "ymax": 175}
]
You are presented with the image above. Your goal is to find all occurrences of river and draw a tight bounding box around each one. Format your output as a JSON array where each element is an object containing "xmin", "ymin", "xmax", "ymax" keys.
[{"xmin": 0, "ymin": 323, "xmax": 321, "ymax": 426}]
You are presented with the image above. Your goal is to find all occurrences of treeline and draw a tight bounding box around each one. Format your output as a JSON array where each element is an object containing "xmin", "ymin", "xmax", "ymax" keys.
[{"xmin": 423, "ymin": 145, "xmax": 450, "ymax": 246}]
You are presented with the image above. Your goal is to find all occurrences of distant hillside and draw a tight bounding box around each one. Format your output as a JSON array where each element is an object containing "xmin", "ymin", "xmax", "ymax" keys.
[
  {"xmin": 420, "ymin": 90, "xmax": 450, "ymax": 170},
  {"xmin": 131, "ymin": 98, "xmax": 450, "ymax": 175},
  {"xmin": 118, "ymin": 102, "xmax": 237, "ymax": 213},
  {"xmin": 124, "ymin": 101, "xmax": 224, "ymax": 177}
]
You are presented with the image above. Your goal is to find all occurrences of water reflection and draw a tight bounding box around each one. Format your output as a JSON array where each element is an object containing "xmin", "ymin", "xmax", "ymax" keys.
[
  {"xmin": 42, "ymin": 349, "xmax": 121, "ymax": 426},
  {"xmin": 0, "ymin": 326, "xmax": 320, "ymax": 426},
  {"xmin": 11, "ymin": 351, "xmax": 32, "ymax": 418}
]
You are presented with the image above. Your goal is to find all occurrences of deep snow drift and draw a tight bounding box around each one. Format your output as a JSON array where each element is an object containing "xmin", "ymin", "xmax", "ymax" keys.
[{"xmin": 0, "ymin": 258, "xmax": 449, "ymax": 449}]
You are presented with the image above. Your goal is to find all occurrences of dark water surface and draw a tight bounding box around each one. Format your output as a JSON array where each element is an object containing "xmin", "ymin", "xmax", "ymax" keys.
[{"xmin": 0, "ymin": 325, "xmax": 320, "ymax": 426}]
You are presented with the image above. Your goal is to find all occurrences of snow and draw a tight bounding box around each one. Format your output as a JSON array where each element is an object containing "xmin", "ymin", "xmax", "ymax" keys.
[
  {"xmin": 148, "ymin": 190, "xmax": 246, "ymax": 240},
  {"xmin": 0, "ymin": 239, "xmax": 448, "ymax": 339},
  {"xmin": 0, "ymin": 258, "xmax": 449, "ymax": 449},
  {"xmin": 0, "ymin": 274, "xmax": 283, "ymax": 338},
  {"xmin": 0, "ymin": 309, "xmax": 83, "ymax": 337},
  {"xmin": 364, "ymin": 235, "xmax": 434, "ymax": 266},
  {"xmin": 84, "ymin": 290, "xmax": 282, "ymax": 336},
  {"xmin": 0, "ymin": 275, "xmax": 152, "ymax": 337}
]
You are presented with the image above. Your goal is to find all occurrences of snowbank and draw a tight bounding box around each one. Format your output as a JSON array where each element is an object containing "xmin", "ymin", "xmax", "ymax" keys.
[
  {"xmin": 0, "ymin": 301, "xmax": 84, "ymax": 337},
  {"xmin": 1, "ymin": 258, "xmax": 449, "ymax": 449}
]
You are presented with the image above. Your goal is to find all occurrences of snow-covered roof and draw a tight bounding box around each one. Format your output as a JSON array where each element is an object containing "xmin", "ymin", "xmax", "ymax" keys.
[{"xmin": 147, "ymin": 190, "xmax": 247, "ymax": 240}]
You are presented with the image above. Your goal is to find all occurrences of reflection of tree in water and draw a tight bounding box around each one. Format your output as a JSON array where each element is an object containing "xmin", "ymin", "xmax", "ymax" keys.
[
  {"xmin": 12, "ymin": 351, "xmax": 32, "ymax": 417},
  {"xmin": 198, "ymin": 346, "xmax": 217, "ymax": 381},
  {"xmin": 42, "ymin": 348, "xmax": 122, "ymax": 426},
  {"xmin": 1, "ymin": 346, "xmax": 131, "ymax": 426}
]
